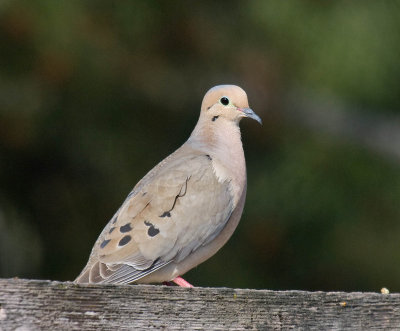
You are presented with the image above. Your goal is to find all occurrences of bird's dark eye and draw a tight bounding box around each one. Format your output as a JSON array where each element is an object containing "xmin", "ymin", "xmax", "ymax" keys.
[{"xmin": 220, "ymin": 97, "xmax": 229, "ymax": 106}]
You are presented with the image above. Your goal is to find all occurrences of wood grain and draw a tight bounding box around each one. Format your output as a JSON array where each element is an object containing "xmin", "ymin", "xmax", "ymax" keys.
[{"xmin": 0, "ymin": 278, "xmax": 399, "ymax": 330}]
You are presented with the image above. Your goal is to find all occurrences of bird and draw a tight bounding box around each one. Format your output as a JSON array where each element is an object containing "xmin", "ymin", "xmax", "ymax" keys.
[{"xmin": 75, "ymin": 84, "xmax": 261, "ymax": 287}]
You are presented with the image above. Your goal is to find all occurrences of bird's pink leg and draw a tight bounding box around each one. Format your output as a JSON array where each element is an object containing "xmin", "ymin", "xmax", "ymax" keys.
[{"xmin": 172, "ymin": 276, "xmax": 194, "ymax": 288}]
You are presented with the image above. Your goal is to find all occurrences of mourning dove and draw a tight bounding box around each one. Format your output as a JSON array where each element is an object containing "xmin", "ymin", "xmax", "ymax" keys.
[{"xmin": 75, "ymin": 85, "xmax": 261, "ymax": 287}]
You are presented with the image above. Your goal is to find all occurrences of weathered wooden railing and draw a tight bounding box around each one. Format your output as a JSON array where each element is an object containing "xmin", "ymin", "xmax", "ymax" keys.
[{"xmin": 0, "ymin": 278, "xmax": 399, "ymax": 330}]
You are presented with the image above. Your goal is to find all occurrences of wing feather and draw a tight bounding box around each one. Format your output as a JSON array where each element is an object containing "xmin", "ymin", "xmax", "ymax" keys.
[{"xmin": 76, "ymin": 149, "xmax": 234, "ymax": 284}]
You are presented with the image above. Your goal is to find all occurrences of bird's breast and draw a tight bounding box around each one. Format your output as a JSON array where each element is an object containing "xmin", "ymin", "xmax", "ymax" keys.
[{"xmin": 210, "ymin": 155, "xmax": 246, "ymax": 207}]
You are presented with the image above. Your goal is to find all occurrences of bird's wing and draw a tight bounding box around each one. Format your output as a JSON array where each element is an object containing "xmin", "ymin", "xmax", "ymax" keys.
[{"xmin": 76, "ymin": 149, "xmax": 234, "ymax": 284}]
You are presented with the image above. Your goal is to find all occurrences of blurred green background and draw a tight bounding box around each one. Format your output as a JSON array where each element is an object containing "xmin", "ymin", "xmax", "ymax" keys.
[{"xmin": 1, "ymin": 1, "xmax": 400, "ymax": 292}]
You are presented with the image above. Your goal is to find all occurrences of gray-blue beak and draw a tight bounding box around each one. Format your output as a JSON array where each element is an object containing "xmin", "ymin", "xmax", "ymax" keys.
[{"xmin": 239, "ymin": 107, "xmax": 262, "ymax": 124}]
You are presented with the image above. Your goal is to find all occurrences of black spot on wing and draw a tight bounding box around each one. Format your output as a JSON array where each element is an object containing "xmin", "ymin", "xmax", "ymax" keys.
[
  {"xmin": 120, "ymin": 223, "xmax": 132, "ymax": 233},
  {"xmin": 212, "ymin": 115, "xmax": 219, "ymax": 122},
  {"xmin": 109, "ymin": 227, "xmax": 116, "ymax": 234},
  {"xmin": 205, "ymin": 154, "xmax": 212, "ymax": 160},
  {"xmin": 160, "ymin": 211, "xmax": 171, "ymax": 218},
  {"xmin": 119, "ymin": 235, "xmax": 132, "ymax": 246},
  {"xmin": 100, "ymin": 239, "xmax": 111, "ymax": 249},
  {"xmin": 148, "ymin": 227, "xmax": 160, "ymax": 237},
  {"xmin": 144, "ymin": 220, "xmax": 160, "ymax": 237}
]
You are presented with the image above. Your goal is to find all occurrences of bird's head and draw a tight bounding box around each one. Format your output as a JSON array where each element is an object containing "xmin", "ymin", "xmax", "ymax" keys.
[{"xmin": 200, "ymin": 85, "xmax": 262, "ymax": 125}]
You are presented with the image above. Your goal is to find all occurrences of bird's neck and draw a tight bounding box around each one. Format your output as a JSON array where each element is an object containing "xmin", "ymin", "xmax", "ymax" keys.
[{"xmin": 187, "ymin": 118, "xmax": 247, "ymax": 204}]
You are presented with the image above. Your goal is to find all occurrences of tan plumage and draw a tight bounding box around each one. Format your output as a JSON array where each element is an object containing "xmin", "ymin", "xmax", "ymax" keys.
[{"xmin": 75, "ymin": 85, "xmax": 261, "ymax": 286}]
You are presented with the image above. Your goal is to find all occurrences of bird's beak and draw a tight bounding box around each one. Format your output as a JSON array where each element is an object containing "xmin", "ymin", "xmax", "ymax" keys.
[{"xmin": 238, "ymin": 107, "xmax": 262, "ymax": 124}]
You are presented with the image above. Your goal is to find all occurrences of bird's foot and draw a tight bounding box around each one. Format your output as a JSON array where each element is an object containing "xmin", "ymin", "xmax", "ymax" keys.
[
  {"xmin": 172, "ymin": 276, "xmax": 194, "ymax": 288},
  {"xmin": 163, "ymin": 276, "xmax": 193, "ymax": 287}
]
